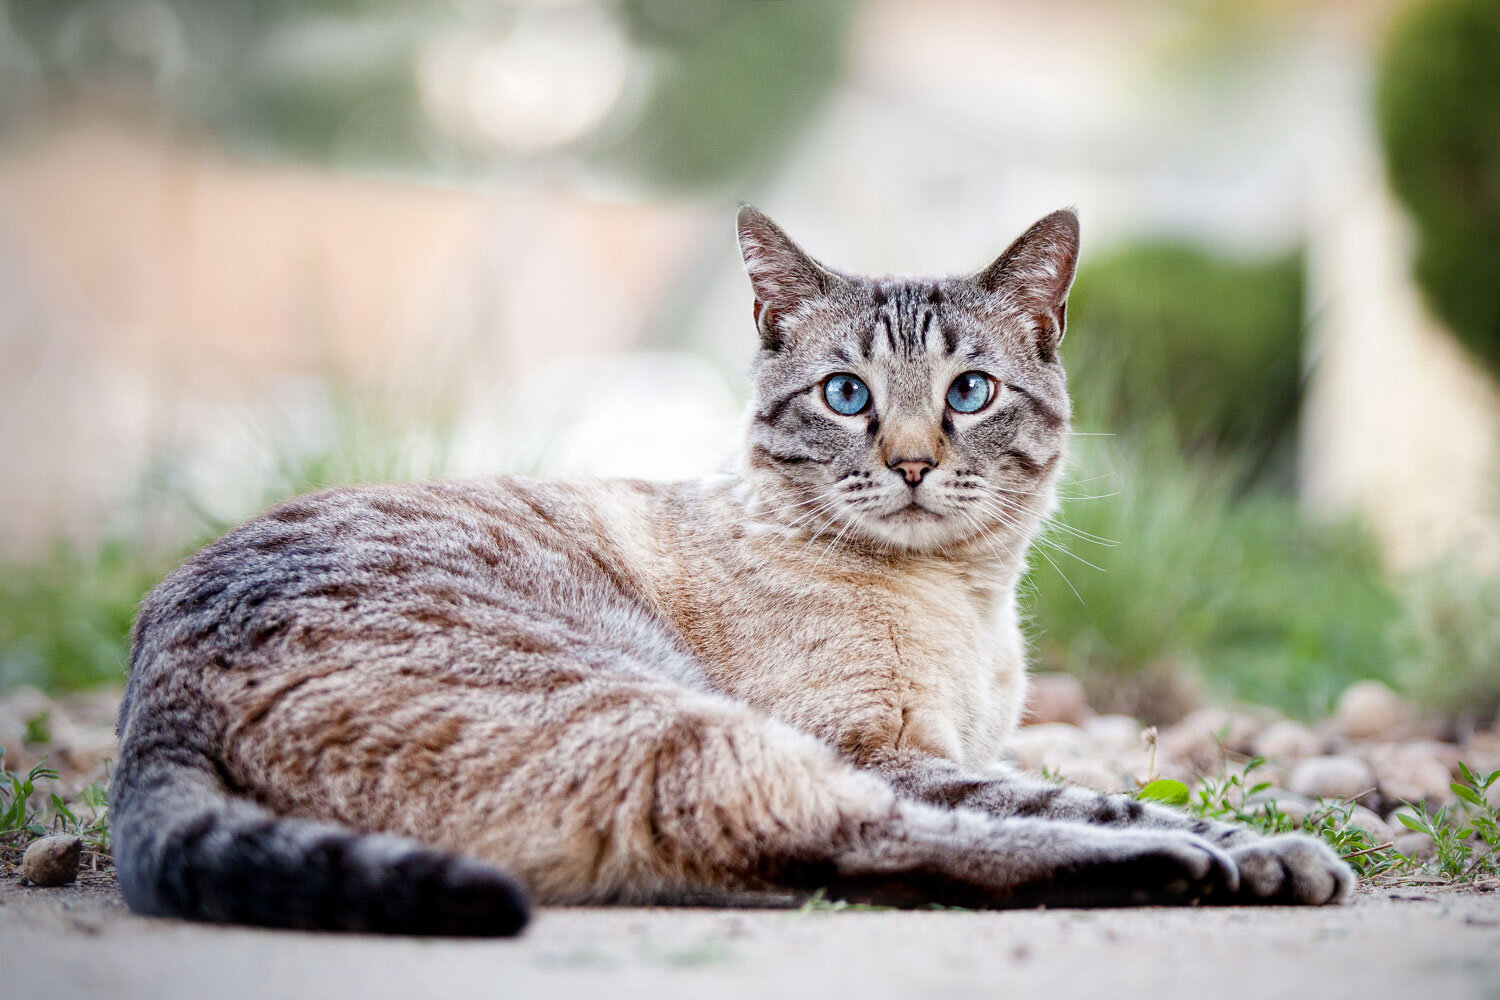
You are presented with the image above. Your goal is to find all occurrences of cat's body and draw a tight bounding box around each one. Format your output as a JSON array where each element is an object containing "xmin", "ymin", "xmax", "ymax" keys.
[{"xmin": 112, "ymin": 208, "xmax": 1353, "ymax": 936}]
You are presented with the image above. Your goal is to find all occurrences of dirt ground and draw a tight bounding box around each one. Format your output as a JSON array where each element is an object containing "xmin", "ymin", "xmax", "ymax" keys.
[{"xmin": 3, "ymin": 875, "xmax": 1497, "ymax": 1000}]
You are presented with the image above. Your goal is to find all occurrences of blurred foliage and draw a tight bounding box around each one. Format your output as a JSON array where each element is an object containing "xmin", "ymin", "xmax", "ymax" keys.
[
  {"xmin": 2, "ymin": 0, "xmax": 849, "ymax": 190},
  {"xmin": 1398, "ymin": 561, "xmax": 1500, "ymax": 724},
  {"xmin": 602, "ymin": 0, "xmax": 851, "ymax": 191},
  {"xmin": 0, "ymin": 536, "xmax": 168, "ymax": 691},
  {"xmin": 0, "ymin": 383, "xmax": 462, "ymax": 692},
  {"xmin": 1025, "ymin": 431, "xmax": 1405, "ymax": 722},
  {"xmin": 1064, "ymin": 243, "xmax": 1304, "ymax": 490},
  {"xmin": 1377, "ymin": 0, "xmax": 1500, "ymax": 378}
]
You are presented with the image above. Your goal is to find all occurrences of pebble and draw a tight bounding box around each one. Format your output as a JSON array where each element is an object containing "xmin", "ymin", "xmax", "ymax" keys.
[
  {"xmin": 1023, "ymin": 674, "xmax": 1090, "ymax": 726},
  {"xmin": 1008, "ymin": 723, "xmax": 1092, "ymax": 773},
  {"xmin": 1288, "ymin": 755, "xmax": 1378, "ymax": 803},
  {"xmin": 1053, "ymin": 758, "xmax": 1127, "ymax": 793},
  {"xmin": 1365, "ymin": 743, "xmax": 1455, "ymax": 806},
  {"xmin": 1253, "ymin": 720, "xmax": 1323, "ymax": 761},
  {"xmin": 1177, "ymin": 707, "xmax": 1266, "ymax": 754},
  {"xmin": 1344, "ymin": 805, "xmax": 1396, "ymax": 845},
  {"xmin": 21, "ymin": 834, "xmax": 82, "ymax": 886},
  {"xmin": 1083, "ymin": 714, "xmax": 1142, "ymax": 752},
  {"xmin": 1334, "ymin": 680, "xmax": 1406, "ymax": 740}
]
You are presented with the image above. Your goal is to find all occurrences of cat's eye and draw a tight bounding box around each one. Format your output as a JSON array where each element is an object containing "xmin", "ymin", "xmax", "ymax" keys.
[
  {"xmin": 946, "ymin": 372, "xmax": 995, "ymax": 413},
  {"xmin": 823, "ymin": 374, "xmax": 871, "ymax": 416}
]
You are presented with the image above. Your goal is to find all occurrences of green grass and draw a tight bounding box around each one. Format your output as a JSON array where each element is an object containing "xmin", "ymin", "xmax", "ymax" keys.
[
  {"xmin": 0, "ymin": 381, "xmax": 467, "ymax": 693},
  {"xmin": 0, "ymin": 744, "xmax": 113, "ymax": 878},
  {"xmin": 1179, "ymin": 756, "xmax": 1500, "ymax": 887},
  {"xmin": 1025, "ymin": 430, "xmax": 1406, "ymax": 721}
]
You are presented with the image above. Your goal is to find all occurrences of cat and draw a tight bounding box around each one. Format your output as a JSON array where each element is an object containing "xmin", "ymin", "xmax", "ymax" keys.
[{"xmin": 111, "ymin": 206, "xmax": 1354, "ymax": 936}]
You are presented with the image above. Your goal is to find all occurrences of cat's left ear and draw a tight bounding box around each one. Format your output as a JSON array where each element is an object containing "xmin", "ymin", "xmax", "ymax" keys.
[
  {"xmin": 974, "ymin": 208, "xmax": 1080, "ymax": 362},
  {"xmin": 736, "ymin": 205, "xmax": 837, "ymax": 351}
]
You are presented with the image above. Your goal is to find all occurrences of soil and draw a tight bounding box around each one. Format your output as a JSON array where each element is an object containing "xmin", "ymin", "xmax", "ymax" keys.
[{"xmin": 2, "ymin": 872, "xmax": 1498, "ymax": 1000}]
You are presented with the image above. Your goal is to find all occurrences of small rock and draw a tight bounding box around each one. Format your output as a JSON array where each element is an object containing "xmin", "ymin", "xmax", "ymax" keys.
[
  {"xmin": 1344, "ymin": 805, "xmax": 1396, "ymax": 845},
  {"xmin": 1083, "ymin": 714, "xmax": 1142, "ymax": 751},
  {"xmin": 1053, "ymin": 758, "xmax": 1127, "ymax": 793},
  {"xmin": 1253, "ymin": 720, "xmax": 1323, "ymax": 761},
  {"xmin": 1393, "ymin": 831, "xmax": 1436, "ymax": 861},
  {"xmin": 1366, "ymin": 744, "xmax": 1455, "ymax": 806},
  {"xmin": 1334, "ymin": 681, "xmax": 1406, "ymax": 740},
  {"xmin": 1177, "ymin": 707, "xmax": 1265, "ymax": 754},
  {"xmin": 1023, "ymin": 674, "xmax": 1090, "ymax": 726},
  {"xmin": 1288, "ymin": 755, "xmax": 1378, "ymax": 803},
  {"xmin": 21, "ymin": 834, "xmax": 82, "ymax": 886},
  {"xmin": 1008, "ymin": 723, "xmax": 1091, "ymax": 773}
]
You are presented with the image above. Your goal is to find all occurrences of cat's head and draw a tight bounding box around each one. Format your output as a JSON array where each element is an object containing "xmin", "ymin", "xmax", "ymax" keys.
[{"xmin": 737, "ymin": 206, "xmax": 1077, "ymax": 555}]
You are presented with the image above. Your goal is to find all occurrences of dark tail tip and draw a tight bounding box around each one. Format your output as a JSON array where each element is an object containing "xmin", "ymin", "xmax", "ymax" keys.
[{"xmin": 409, "ymin": 855, "xmax": 531, "ymax": 937}]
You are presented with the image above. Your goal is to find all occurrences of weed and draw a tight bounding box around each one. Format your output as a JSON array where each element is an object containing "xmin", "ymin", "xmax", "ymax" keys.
[
  {"xmin": 796, "ymin": 889, "xmax": 894, "ymax": 913},
  {"xmin": 1183, "ymin": 756, "xmax": 1500, "ymax": 886},
  {"xmin": 0, "ymin": 747, "xmax": 58, "ymax": 843},
  {"xmin": 1393, "ymin": 763, "xmax": 1500, "ymax": 883}
]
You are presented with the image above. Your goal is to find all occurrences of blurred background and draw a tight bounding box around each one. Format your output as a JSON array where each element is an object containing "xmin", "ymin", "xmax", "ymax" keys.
[{"xmin": 1, "ymin": 0, "xmax": 1498, "ymax": 729}]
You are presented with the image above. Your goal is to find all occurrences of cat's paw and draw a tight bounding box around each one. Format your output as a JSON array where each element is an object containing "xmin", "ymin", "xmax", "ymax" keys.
[
  {"xmin": 1227, "ymin": 833, "xmax": 1355, "ymax": 905},
  {"xmin": 1040, "ymin": 830, "xmax": 1241, "ymax": 907}
]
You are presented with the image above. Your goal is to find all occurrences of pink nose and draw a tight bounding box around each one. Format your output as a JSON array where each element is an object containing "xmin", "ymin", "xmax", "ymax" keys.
[{"xmin": 888, "ymin": 457, "xmax": 935, "ymax": 485}]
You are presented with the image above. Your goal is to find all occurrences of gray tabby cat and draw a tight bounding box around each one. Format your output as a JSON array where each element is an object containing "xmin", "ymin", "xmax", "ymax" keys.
[{"xmin": 111, "ymin": 207, "xmax": 1353, "ymax": 936}]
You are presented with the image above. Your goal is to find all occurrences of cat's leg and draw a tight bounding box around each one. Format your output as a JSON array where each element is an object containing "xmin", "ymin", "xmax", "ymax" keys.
[
  {"xmin": 228, "ymin": 667, "xmax": 1249, "ymax": 908},
  {"xmin": 871, "ymin": 752, "xmax": 1354, "ymax": 905}
]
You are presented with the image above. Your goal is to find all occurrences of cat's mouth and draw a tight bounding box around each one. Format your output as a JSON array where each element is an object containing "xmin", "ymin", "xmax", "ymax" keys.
[{"xmin": 882, "ymin": 501, "xmax": 941, "ymax": 521}]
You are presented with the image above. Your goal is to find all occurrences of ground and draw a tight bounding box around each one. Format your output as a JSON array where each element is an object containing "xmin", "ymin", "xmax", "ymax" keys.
[{"xmin": 3, "ymin": 875, "xmax": 1497, "ymax": 1000}]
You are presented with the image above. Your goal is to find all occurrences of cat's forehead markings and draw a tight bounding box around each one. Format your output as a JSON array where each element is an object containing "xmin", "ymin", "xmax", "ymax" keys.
[{"xmin": 865, "ymin": 281, "xmax": 950, "ymax": 361}]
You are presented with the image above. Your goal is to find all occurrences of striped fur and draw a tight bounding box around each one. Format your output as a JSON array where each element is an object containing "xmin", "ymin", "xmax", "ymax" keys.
[{"xmin": 112, "ymin": 208, "xmax": 1352, "ymax": 936}]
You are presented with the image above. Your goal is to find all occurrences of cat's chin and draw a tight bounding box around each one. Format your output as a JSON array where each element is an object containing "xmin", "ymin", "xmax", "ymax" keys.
[{"xmin": 845, "ymin": 510, "xmax": 998, "ymax": 556}]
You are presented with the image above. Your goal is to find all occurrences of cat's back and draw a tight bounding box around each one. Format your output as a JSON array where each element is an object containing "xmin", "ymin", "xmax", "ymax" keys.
[{"xmin": 123, "ymin": 477, "xmax": 696, "ymax": 715}]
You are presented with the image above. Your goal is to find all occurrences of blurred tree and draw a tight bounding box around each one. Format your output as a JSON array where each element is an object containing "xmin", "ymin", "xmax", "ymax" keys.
[
  {"xmin": 1064, "ymin": 244, "xmax": 1305, "ymax": 490},
  {"xmin": 1377, "ymin": 0, "xmax": 1500, "ymax": 379}
]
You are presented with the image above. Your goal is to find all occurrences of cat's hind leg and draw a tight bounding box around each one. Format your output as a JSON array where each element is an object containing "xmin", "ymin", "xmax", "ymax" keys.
[{"xmin": 226, "ymin": 669, "xmax": 1243, "ymax": 908}]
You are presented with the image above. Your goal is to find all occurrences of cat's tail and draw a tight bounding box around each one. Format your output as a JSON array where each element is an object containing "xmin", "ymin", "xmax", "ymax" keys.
[{"xmin": 109, "ymin": 706, "xmax": 529, "ymax": 937}]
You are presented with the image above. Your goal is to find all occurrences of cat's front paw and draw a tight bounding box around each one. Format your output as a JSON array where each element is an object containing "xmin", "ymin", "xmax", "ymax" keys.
[{"xmin": 1227, "ymin": 834, "xmax": 1354, "ymax": 905}]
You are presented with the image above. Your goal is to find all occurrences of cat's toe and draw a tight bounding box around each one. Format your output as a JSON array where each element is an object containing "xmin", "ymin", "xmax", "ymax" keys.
[{"xmin": 1228, "ymin": 834, "xmax": 1354, "ymax": 905}]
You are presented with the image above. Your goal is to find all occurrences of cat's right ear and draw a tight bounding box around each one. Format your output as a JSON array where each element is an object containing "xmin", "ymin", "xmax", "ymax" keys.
[{"xmin": 736, "ymin": 205, "xmax": 833, "ymax": 351}]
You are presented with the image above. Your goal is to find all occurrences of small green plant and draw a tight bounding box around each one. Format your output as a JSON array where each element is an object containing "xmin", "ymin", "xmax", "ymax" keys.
[
  {"xmin": 1184, "ymin": 757, "xmax": 1404, "ymax": 878},
  {"xmin": 22, "ymin": 712, "xmax": 52, "ymax": 746},
  {"xmin": 1300, "ymin": 799, "xmax": 1404, "ymax": 880},
  {"xmin": 48, "ymin": 777, "xmax": 112, "ymax": 855},
  {"xmin": 796, "ymin": 888, "xmax": 893, "ymax": 913},
  {"xmin": 1136, "ymin": 778, "xmax": 1190, "ymax": 807},
  {"xmin": 1393, "ymin": 763, "xmax": 1500, "ymax": 883},
  {"xmin": 0, "ymin": 747, "xmax": 59, "ymax": 843}
]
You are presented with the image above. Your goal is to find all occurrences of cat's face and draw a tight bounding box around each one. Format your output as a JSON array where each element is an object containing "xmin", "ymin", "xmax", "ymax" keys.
[{"xmin": 737, "ymin": 207, "xmax": 1077, "ymax": 554}]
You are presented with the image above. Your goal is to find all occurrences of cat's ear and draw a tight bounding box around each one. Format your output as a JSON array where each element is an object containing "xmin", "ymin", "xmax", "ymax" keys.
[
  {"xmin": 974, "ymin": 208, "xmax": 1080, "ymax": 362},
  {"xmin": 736, "ymin": 205, "xmax": 835, "ymax": 351}
]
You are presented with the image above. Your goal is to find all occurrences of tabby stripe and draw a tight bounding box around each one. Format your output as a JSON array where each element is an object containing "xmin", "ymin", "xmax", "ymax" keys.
[
  {"xmin": 750, "ymin": 444, "xmax": 828, "ymax": 467},
  {"xmin": 941, "ymin": 318, "xmax": 958, "ymax": 355},
  {"xmin": 755, "ymin": 381, "xmax": 818, "ymax": 426},
  {"xmin": 1004, "ymin": 383, "xmax": 1064, "ymax": 430}
]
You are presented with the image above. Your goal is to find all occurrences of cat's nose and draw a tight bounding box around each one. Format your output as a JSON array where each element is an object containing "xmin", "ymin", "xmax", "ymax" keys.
[{"xmin": 887, "ymin": 456, "xmax": 936, "ymax": 485}]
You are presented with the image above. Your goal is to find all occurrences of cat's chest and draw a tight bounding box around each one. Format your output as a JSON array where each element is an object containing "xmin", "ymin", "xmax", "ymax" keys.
[
  {"xmin": 878, "ymin": 575, "xmax": 1027, "ymax": 767},
  {"xmin": 687, "ymin": 558, "xmax": 1027, "ymax": 770}
]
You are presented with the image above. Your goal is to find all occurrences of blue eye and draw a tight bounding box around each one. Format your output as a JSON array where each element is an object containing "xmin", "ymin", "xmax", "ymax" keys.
[
  {"xmin": 823, "ymin": 374, "xmax": 871, "ymax": 415},
  {"xmin": 947, "ymin": 372, "xmax": 994, "ymax": 413}
]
